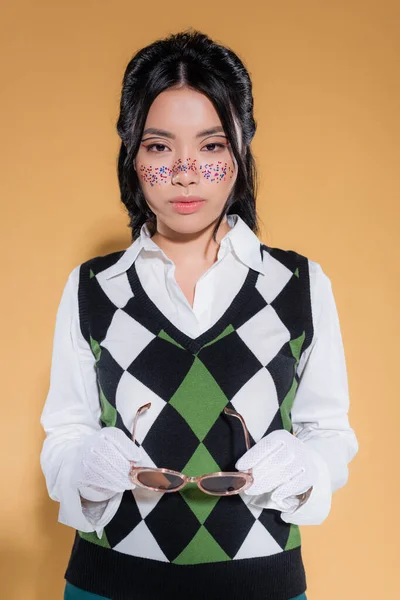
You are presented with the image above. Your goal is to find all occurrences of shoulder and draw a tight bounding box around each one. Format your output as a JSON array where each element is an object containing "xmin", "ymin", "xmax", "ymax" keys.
[
  {"xmin": 60, "ymin": 249, "xmax": 127, "ymax": 304},
  {"xmin": 78, "ymin": 249, "xmax": 126, "ymax": 277},
  {"xmin": 62, "ymin": 249, "xmax": 126, "ymax": 287},
  {"xmin": 260, "ymin": 243, "xmax": 324, "ymax": 282},
  {"xmin": 259, "ymin": 244, "xmax": 333, "ymax": 324}
]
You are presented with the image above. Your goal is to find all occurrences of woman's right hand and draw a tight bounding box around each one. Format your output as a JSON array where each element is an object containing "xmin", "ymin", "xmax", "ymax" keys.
[{"xmin": 76, "ymin": 427, "xmax": 144, "ymax": 502}]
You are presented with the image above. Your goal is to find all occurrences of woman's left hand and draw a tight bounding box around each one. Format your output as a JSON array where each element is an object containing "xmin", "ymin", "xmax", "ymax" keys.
[{"xmin": 235, "ymin": 429, "xmax": 319, "ymax": 512}]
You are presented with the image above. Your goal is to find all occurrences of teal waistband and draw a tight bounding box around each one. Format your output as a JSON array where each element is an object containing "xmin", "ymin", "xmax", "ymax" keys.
[
  {"xmin": 64, "ymin": 582, "xmax": 109, "ymax": 600},
  {"xmin": 64, "ymin": 581, "xmax": 307, "ymax": 600}
]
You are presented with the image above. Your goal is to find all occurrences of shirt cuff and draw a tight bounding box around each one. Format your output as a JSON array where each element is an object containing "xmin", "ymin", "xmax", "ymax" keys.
[
  {"xmin": 53, "ymin": 445, "xmax": 123, "ymax": 537},
  {"xmin": 280, "ymin": 443, "xmax": 332, "ymax": 525},
  {"xmin": 245, "ymin": 443, "xmax": 332, "ymax": 525},
  {"xmin": 81, "ymin": 493, "xmax": 124, "ymax": 539}
]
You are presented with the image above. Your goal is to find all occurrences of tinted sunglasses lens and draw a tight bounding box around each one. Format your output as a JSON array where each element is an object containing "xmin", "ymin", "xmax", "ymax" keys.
[
  {"xmin": 201, "ymin": 475, "xmax": 247, "ymax": 494},
  {"xmin": 137, "ymin": 470, "xmax": 184, "ymax": 491}
]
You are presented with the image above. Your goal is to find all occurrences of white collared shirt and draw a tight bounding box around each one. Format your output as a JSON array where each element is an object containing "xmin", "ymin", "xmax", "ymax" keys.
[
  {"xmin": 104, "ymin": 214, "xmax": 265, "ymax": 338},
  {"xmin": 39, "ymin": 214, "xmax": 358, "ymax": 537}
]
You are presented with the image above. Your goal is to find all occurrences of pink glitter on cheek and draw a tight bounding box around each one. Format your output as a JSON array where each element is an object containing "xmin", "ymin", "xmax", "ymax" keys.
[
  {"xmin": 199, "ymin": 161, "xmax": 234, "ymax": 183},
  {"xmin": 138, "ymin": 164, "xmax": 173, "ymax": 186}
]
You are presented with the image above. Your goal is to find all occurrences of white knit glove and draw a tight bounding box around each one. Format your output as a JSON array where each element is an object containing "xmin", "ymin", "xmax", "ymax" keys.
[
  {"xmin": 235, "ymin": 429, "xmax": 319, "ymax": 512},
  {"xmin": 75, "ymin": 427, "xmax": 144, "ymax": 502}
]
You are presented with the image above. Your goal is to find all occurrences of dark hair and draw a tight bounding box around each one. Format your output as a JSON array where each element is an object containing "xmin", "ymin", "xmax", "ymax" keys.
[{"xmin": 116, "ymin": 28, "xmax": 260, "ymax": 241}]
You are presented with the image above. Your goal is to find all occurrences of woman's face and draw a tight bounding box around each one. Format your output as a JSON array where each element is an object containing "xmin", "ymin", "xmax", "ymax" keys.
[{"xmin": 134, "ymin": 87, "xmax": 240, "ymax": 236}]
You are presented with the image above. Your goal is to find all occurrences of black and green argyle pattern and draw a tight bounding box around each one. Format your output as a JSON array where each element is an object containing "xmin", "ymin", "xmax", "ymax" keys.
[{"xmin": 76, "ymin": 244, "xmax": 313, "ymax": 565}]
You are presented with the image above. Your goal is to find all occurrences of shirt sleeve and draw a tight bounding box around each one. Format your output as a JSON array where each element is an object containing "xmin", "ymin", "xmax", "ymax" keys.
[
  {"xmin": 280, "ymin": 259, "xmax": 359, "ymax": 525},
  {"xmin": 39, "ymin": 265, "xmax": 123, "ymax": 539}
]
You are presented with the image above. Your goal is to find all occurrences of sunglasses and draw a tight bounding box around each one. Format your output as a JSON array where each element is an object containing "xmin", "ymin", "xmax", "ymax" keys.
[{"xmin": 129, "ymin": 403, "xmax": 254, "ymax": 496}]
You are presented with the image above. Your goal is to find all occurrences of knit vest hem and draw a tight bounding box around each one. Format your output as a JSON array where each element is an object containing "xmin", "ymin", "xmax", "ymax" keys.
[{"xmin": 65, "ymin": 536, "xmax": 307, "ymax": 600}]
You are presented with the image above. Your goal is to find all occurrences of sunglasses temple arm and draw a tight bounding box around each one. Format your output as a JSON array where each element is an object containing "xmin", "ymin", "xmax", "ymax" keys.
[
  {"xmin": 132, "ymin": 402, "xmax": 152, "ymax": 444},
  {"xmin": 223, "ymin": 408, "xmax": 251, "ymax": 452},
  {"xmin": 132, "ymin": 411, "xmax": 139, "ymax": 444}
]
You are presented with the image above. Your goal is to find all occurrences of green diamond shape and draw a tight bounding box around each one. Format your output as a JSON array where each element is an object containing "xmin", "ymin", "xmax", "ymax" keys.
[
  {"xmin": 90, "ymin": 335, "xmax": 101, "ymax": 362},
  {"xmin": 201, "ymin": 324, "xmax": 235, "ymax": 350},
  {"xmin": 169, "ymin": 357, "xmax": 228, "ymax": 441},
  {"xmin": 289, "ymin": 330, "xmax": 305, "ymax": 364},
  {"xmin": 158, "ymin": 329, "xmax": 186, "ymax": 350},
  {"xmin": 280, "ymin": 378, "xmax": 298, "ymax": 431},
  {"xmin": 180, "ymin": 483, "xmax": 220, "ymax": 525},
  {"xmin": 172, "ymin": 525, "xmax": 230, "ymax": 565},
  {"xmin": 99, "ymin": 384, "xmax": 117, "ymax": 428},
  {"xmin": 182, "ymin": 442, "xmax": 221, "ymax": 476},
  {"xmin": 78, "ymin": 529, "xmax": 110, "ymax": 548},
  {"xmin": 179, "ymin": 444, "xmax": 222, "ymax": 524},
  {"xmin": 285, "ymin": 524, "xmax": 301, "ymax": 550}
]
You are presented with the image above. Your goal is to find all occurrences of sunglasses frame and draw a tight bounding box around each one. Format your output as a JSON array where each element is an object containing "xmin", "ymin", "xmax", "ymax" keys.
[{"xmin": 129, "ymin": 403, "xmax": 254, "ymax": 496}]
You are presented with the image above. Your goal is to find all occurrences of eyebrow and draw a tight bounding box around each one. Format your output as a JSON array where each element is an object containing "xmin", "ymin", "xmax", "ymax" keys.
[{"xmin": 141, "ymin": 126, "xmax": 226, "ymax": 140}]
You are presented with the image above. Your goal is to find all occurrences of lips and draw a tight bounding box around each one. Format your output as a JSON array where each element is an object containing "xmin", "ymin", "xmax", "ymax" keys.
[
  {"xmin": 169, "ymin": 197, "xmax": 206, "ymax": 214},
  {"xmin": 170, "ymin": 196, "xmax": 206, "ymax": 203}
]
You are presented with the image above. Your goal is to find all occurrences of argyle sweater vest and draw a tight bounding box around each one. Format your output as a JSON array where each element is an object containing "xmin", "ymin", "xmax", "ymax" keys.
[{"xmin": 65, "ymin": 243, "xmax": 314, "ymax": 600}]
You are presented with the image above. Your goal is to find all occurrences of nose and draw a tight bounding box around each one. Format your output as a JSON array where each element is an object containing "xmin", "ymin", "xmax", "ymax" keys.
[{"xmin": 171, "ymin": 157, "xmax": 199, "ymax": 187}]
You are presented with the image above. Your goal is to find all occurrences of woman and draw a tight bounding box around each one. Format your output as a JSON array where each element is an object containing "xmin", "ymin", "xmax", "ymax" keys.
[{"xmin": 40, "ymin": 29, "xmax": 358, "ymax": 600}]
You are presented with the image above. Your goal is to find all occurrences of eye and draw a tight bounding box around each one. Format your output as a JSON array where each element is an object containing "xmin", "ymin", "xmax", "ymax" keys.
[
  {"xmin": 202, "ymin": 143, "xmax": 226, "ymax": 152},
  {"xmin": 146, "ymin": 143, "xmax": 169, "ymax": 152}
]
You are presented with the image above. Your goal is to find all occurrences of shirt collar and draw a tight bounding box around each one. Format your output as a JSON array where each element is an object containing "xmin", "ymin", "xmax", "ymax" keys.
[{"xmin": 105, "ymin": 213, "xmax": 264, "ymax": 280}]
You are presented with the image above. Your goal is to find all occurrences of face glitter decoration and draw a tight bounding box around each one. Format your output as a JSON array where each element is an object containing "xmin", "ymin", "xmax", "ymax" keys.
[
  {"xmin": 133, "ymin": 87, "xmax": 241, "ymax": 234},
  {"xmin": 139, "ymin": 164, "xmax": 172, "ymax": 186},
  {"xmin": 138, "ymin": 158, "xmax": 234, "ymax": 187},
  {"xmin": 172, "ymin": 158, "xmax": 197, "ymax": 174},
  {"xmin": 199, "ymin": 161, "xmax": 235, "ymax": 183}
]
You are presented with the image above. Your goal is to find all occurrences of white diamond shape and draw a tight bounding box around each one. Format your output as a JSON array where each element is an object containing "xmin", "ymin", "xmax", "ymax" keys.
[
  {"xmin": 116, "ymin": 371, "xmax": 166, "ymax": 443},
  {"xmin": 239, "ymin": 492, "xmax": 264, "ymax": 520},
  {"xmin": 96, "ymin": 270, "xmax": 134, "ymax": 309},
  {"xmin": 256, "ymin": 251, "xmax": 293, "ymax": 303},
  {"xmin": 114, "ymin": 520, "xmax": 169, "ymax": 562},
  {"xmin": 102, "ymin": 308, "xmax": 156, "ymax": 370},
  {"xmin": 131, "ymin": 447, "xmax": 165, "ymax": 520},
  {"xmin": 233, "ymin": 520, "xmax": 283, "ymax": 559},
  {"xmin": 231, "ymin": 368, "xmax": 279, "ymax": 442},
  {"xmin": 236, "ymin": 304, "xmax": 290, "ymax": 367}
]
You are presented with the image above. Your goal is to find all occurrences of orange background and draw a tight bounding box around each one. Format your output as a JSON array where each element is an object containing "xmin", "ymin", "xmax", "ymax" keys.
[{"xmin": 1, "ymin": 1, "xmax": 399, "ymax": 598}]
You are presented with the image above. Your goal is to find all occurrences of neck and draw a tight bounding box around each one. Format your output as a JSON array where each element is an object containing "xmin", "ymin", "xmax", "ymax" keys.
[{"xmin": 150, "ymin": 217, "xmax": 232, "ymax": 267}]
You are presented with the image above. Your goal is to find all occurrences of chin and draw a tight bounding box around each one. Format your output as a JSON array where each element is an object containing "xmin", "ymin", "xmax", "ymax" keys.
[{"xmin": 159, "ymin": 213, "xmax": 221, "ymax": 236}]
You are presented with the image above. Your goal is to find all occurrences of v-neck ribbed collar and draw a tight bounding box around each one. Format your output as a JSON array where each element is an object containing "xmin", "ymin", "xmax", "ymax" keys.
[{"xmin": 126, "ymin": 251, "xmax": 262, "ymax": 355}]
